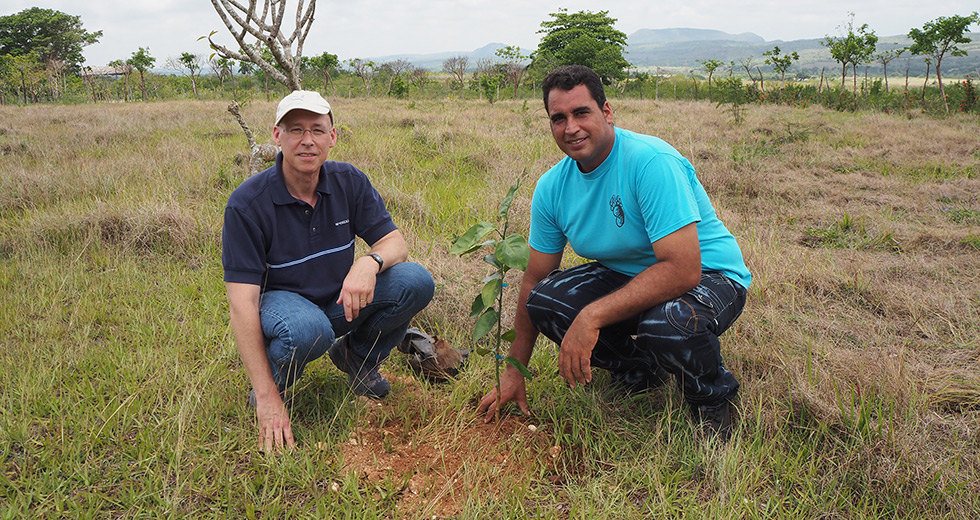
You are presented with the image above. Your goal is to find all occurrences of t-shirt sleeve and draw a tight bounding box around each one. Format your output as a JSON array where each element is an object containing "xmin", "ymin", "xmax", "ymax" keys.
[
  {"xmin": 528, "ymin": 173, "xmax": 567, "ymax": 254},
  {"xmin": 635, "ymin": 154, "xmax": 702, "ymax": 244},
  {"xmin": 350, "ymin": 168, "xmax": 397, "ymax": 245},
  {"xmin": 221, "ymin": 205, "xmax": 268, "ymax": 286}
]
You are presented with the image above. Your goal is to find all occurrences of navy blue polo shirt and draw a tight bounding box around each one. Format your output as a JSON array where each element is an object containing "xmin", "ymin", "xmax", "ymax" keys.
[{"xmin": 222, "ymin": 153, "xmax": 397, "ymax": 307}]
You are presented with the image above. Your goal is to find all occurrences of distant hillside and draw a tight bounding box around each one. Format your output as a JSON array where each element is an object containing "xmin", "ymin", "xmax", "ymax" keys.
[
  {"xmin": 625, "ymin": 32, "xmax": 980, "ymax": 78},
  {"xmin": 628, "ymin": 28, "xmax": 764, "ymax": 45},
  {"xmin": 369, "ymin": 43, "xmax": 533, "ymax": 72},
  {"xmin": 366, "ymin": 30, "xmax": 980, "ymax": 77}
]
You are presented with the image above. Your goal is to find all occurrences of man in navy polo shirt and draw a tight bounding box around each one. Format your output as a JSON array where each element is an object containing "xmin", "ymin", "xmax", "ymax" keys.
[{"xmin": 222, "ymin": 90, "xmax": 434, "ymax": 451}]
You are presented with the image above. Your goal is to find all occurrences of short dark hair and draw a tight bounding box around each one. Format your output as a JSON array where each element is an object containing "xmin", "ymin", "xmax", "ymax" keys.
[{"xmin": 542, "ymin": 65, "xmax": 606, "ymax": 113}]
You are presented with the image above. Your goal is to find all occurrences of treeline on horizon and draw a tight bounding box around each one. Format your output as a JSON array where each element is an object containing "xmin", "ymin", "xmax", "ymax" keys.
[{"xmin": 1, "ymin": 6, "xmax": 978, "ymax": 116}]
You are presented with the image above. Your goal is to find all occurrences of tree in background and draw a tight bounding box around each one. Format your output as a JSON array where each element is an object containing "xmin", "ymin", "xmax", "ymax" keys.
[
  {"xmin": 0, "ymin": 55, "xmax": 12, "ymax": 104},
  {"xmin": 378, "ymin": 59, "xmax": 412, "ymax": 97},
  {"xmin": 495, "ymin": 45, "xmax": 529, "ymax": 101},
  {"xmin": 763, "ymin": 46, "xmax": 799, "ymax": 88},
  {"xmin": 908, "ymin": 12, "xmax": 980, "ymax": 113},
  {"xmin": 442, "ymin": 56, "xmax": 468, "ymax": 99},
  {"xmin": 875, "ymin": 48, "xmax": 905, "ymax": 91},
  {"xmin": 108, "ymin": 58, "xmax": 133, "ymax": 101},
  {"xmin": 0, "ymin": 7, "xmax": 101, "ymax": 100},
  {"xmin": 127, "ymin": 47, "xmax": 155, "ymax": 102},
  {"xmin": 4, "ymin": 52, "xmax": 44, "ymax": 103},
  {"xmin": 169, "ymin": 52, "xmax": 202, "ymax": 98},
  {"xmin": 822, "ymin": 13, "xmax": 877, "ymax": 102},
  {"xmin": 408, "ymin": 66, "xmax": 428, "ymax": 93},
  {"xmin": 306, "ymin": 51, "xmax": 339, "ymax": 96},
  {"xmin": 208, "ymin": 56, "xmax": 233, "ymax": 92},
  {"xmin": 205, "ymin": 0, "xmax": 315, "ymax": 91},
  {"xmin": 533, "ymin": 9, "xmax": 628, "ymax": 84},
  {"xmin": 473, "ymin": 57, "xmax": 505, "ymax": 104},
  {"xmin": 347, "ymin": 58, "xmax": 375, "ymax": 97},
  {"xmin": 698, "ymin": 59, "xmax": 724, "ymax": 103},
  {"xmin": 0, "ymin": 7, "xmax": 101, "ymax": 74},
  {"xmin": 238, "ymin": 59, "xmax": 255, "ymax": 92},
  {"xmin": 739, "ymin": 56, "xmax": 761, "ymax": 89}
]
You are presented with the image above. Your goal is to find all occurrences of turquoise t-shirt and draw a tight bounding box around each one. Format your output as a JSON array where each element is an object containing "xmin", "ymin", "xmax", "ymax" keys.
[{"xmin": 530, "ymin": 127, "xmax": 751, "ymax": 288}]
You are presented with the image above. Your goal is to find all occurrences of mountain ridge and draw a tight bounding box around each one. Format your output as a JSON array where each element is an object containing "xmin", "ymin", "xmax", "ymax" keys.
[{"xmin": 366, "ymin": 29, "xmax": 980, "ymax": 77}]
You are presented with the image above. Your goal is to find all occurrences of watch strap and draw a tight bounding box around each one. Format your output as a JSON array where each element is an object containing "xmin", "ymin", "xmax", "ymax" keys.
[{"xmin": 367, "ymin": 253, "xmax": 384, "ymax": 271}]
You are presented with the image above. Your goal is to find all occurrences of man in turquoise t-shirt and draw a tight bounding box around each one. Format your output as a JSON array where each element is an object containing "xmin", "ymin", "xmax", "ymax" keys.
[{"xmin": 478, "ymin": 65, "xmax": 751, "ymax": 441}]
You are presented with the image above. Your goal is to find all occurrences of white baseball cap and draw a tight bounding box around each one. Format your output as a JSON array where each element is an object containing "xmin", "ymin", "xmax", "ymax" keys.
[{"xmin": 275, "ymin": 90, "xmax": 332, "ymax": 126}]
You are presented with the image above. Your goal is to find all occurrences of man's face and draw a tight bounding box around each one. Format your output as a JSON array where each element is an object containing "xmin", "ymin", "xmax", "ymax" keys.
[
  {"xmin": 546, "ymin": 84, "xmax": 615, "ymax": 173},
  {"xmin": 273, "ymin": 109, "xmax": 337, "ymax": 177}
]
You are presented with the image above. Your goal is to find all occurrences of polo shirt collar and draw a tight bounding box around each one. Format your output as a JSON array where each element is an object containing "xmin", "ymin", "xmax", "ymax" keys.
[{"xmin": 269, "ymin": 151, "xmax": 333, "ymax": 205}]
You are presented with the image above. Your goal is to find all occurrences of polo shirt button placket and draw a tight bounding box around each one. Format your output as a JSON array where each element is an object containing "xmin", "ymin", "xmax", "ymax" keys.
[{"xmin": 305, "ymin": 206, "xmax": 318, "ymax": 237}]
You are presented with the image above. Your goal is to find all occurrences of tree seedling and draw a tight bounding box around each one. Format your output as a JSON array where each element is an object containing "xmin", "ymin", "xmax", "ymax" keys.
[{"xmin": 450, "ymin": 184, "xmax": 533, "ymax": 420}]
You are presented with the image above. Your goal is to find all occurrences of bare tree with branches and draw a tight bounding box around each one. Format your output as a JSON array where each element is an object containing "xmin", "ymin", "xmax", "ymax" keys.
[
  {"xmin": 442, "ymin": 56, "xmax": 468, "ymax": 99},
  {"xmin": 379, "ymin": 59, "xmax": 412, "ymax": 96},
  {"xmin": 408, "ymin": 66, "xmax": 429, "ymax": 92},
  {"xmin": 205, "ymin": 0, "xmax": 315, "ymax": 91},
  {"xmin": 347, "ymin": 58, "xmax": 375, "ymax": 97}
]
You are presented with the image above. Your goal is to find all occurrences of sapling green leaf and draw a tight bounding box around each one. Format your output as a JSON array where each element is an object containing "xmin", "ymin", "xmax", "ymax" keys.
[
  {"xmin": 481, "ymin": 272, "xmax": 502, "ymax": 282},
  {"xmin": 496, "ymin": 234, "xmax": 530, "ymax": 270},
  {"xmin": 504, "ymin": 356, "xmax": 534, "ymax": 379},
  {"xmin": 497, "ymin": 185, "xmax": 519, "ymax": 219},
  {"xmin": 483, "ymin": 254, "xmax": 502, "ymax": 268},
  {"xmin": 481, "ymin": 279, "xmax": 501, "ymax": 309},
  {"xmin": 501, "ymin": 329, "xmax": 516, "ymax": 343},
  {"xmin": 470, "ymin": 293, "xmax": 487, "ymax": 318},
  {"xmin": 449, "ymin": 222, "xmax": 495, "ymax": 255},
  {"xmin": 473, "ymin": 309, "xmax": 498, "ymax": 341}
]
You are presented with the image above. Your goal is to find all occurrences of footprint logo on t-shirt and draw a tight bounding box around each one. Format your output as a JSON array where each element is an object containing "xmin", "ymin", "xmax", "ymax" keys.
[{"xmin": 609, "ymin": 195, "xmax": 625, "ymax": 227}]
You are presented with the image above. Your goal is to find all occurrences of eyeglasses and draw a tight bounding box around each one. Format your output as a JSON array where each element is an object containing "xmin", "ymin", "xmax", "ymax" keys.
[{"xmin": 281, "ymin": 126, "xmax": 331, "ymax": 139}]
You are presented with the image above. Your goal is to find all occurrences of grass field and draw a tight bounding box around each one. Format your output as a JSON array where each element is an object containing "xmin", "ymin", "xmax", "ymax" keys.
[{"xmin": 1, "ymin": 96, "xmax": 978, "ymax": 518}]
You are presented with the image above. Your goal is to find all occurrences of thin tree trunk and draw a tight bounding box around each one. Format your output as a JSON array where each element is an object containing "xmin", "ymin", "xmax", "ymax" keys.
[
  {"xmin": 921, "ymin": 63, "xmax": 930, "ymax": 106},
  {"xmin": 864, "ymin": 66, "xmax": 869, "ymax": 106},
  {"xmin": 852, "ymin": 63, "xmax": 858, "ymax": 106},
  {"xmin": 936, "ymin": 58, "xmax": 948, "ymax": 113}
]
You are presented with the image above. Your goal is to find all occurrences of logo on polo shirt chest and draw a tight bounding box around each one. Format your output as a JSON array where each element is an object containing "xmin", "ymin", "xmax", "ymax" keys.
[{"xmin": 335, "ymin": 219, "xmax": 350, "ymax": 226}]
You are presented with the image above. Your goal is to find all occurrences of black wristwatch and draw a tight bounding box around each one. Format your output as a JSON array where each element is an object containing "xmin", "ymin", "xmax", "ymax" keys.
[{"xmin": 367, "ymin": 253, "xmax": 384, "ymax": 272}]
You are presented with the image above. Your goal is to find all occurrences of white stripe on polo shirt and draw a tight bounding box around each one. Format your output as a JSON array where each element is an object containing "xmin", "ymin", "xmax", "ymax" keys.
[{"xmin": 267, "ymin": 239, "xmax": 355, "ymax": 269}]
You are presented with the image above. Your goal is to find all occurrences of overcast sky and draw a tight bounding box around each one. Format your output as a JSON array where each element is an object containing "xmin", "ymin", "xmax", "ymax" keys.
[{"xmin": 6, "ymin": 1, "xmax": 978, "ymax": 67}]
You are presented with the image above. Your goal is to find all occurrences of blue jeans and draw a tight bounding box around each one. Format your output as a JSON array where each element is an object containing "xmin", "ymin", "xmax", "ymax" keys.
[
  {"xmin": 259, "ymin": 262, "xmax": 434, "ymax": 391},
  {"xmin": 526, "ymin": 262, "xmax": 746, "ymax": 406}
]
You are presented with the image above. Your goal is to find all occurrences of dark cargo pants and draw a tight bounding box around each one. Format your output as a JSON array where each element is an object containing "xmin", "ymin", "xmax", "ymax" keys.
[{"xmin": 525, "ymin": 262, "xmax": 746, "ymax": 406}]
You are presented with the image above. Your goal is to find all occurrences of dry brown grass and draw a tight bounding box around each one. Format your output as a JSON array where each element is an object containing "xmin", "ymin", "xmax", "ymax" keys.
[{"xmin": 1, "ymin": 96, "xmax": 977, "ymax": 516}]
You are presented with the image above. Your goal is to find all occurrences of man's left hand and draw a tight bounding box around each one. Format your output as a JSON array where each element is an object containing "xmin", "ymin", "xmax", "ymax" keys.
[
  {"xmin": 337, "ymin": 257, "xmax": 379, "ymax": 321},
  {"xmin": 558, "ymin": 313, "xmax": 599, "ymax": 387}
]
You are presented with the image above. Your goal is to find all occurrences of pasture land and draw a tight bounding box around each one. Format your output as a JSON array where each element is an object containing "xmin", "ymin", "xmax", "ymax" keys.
[{"xmin": 1, "ymin": 97, "xmax": 978, "ymax": 518}]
